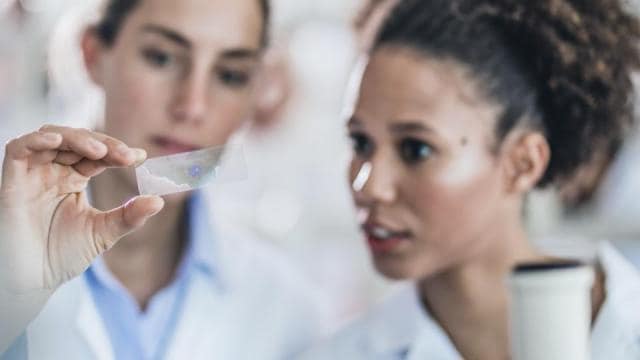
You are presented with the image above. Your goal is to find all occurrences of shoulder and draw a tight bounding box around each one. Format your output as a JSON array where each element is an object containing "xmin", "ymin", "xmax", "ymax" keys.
[
  {"xmin": 24, "ymin": 276, "xmax": 97, "ymax": 358},
  {"xmin": 224, "ymin": 235, "xmax": 327, "ymax": 306},
  {"xmin": 301, "ymin": 284, "xmax": 424, "ymax": 359},
  {"xmin": 216, "ymin": 235, "xmax": 335, "ymax": 343},
  {"xmin": 30, "ymin": 276, "xmax": 87, "ymax": 326},
  {"xmin": 591, "ymin": 242, "xmax": 640, "ymax": 358}
]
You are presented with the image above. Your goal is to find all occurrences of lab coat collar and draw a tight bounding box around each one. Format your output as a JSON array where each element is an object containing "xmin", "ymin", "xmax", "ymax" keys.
[
  {"xmin": 364, "ymin": 243, "xmax": 640, "ymax": 359},
  {"xmin": 183, "ymin": 191, "xmax": 226, "ymax": 291},
  {"xmin": 74, "ymin": 278, "xmax": 113, "ymax": 360},
  {"xmin": 591, "ymin": 242, "xmax": 640, "ymax": 358},
  {"xmin": 73, "ymin": 191, "xmax": 227, "ymax": 359},
  {"xmin": 163, "ymin": 274, "xmax": 225, "ymax": 359},
  {"xmin": 363, "ymin": 284, "xmax": 457, "ymax": 357}
]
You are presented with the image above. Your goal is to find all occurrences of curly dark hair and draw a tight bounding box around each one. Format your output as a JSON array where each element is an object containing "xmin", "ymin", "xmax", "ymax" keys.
[
  {"xmin": 95, "ymin": 0, "xmax": 271, "ymax": 47},
  {"xmin": 374, "ymin": 0, "xmax": 640, "ymax": 194}
]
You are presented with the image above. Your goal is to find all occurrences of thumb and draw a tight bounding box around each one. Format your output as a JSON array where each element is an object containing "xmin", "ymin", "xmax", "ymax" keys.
[{"xmin": 91, "ymin": 195, "xmax": 165, "ymax": 252}]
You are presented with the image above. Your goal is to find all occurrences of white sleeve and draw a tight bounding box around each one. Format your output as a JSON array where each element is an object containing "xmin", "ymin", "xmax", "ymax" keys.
[{"xmin": 0, "ymin": 288, "xmax": 53, "ymax": 355}]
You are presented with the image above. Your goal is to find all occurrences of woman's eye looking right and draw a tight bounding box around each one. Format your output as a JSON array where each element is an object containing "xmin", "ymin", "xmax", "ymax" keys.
[{"xmin": 399, "ymin": 138, "xmax": 432, "ymax": 164}]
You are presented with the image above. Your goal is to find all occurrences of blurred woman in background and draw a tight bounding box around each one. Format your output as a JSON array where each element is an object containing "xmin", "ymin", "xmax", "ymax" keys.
[
  {"xmin": 0, "ymin": 0, "xmax": 327, "ymax": 359},
  {"xmin": 304, "ymin": 0, "xmax": 640, "ymax": 358}
]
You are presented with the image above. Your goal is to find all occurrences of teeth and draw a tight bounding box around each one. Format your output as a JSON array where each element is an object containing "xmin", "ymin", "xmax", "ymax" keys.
[{"xmin": 372, "ymin": 226, "xmax": 393, "ymax": 239}]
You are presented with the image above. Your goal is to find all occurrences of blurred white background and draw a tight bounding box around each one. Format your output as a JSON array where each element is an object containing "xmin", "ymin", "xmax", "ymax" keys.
[{"xmin": 1, "ymin": 0, "xmax": 639, "ymax": 326}]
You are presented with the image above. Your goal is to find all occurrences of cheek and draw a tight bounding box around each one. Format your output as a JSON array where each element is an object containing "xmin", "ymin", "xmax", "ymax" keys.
[
  {"xmin": 201, "ymin": 89, "xmax": 255, "ymax": 144},
  {"xmin": 406, "ymin": 153, "xmax": 503, "ymax": 263},
  {"xmin": 102, "ymin": 62, "xmax": 169, "ymax": 146}
]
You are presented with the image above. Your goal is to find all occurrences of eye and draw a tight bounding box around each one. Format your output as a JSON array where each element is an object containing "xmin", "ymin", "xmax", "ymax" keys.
[
  {"xmin": 141, "ymin": 48, "xmax": 173, "ymax": 68},
  {"xmin": 398, "ymin": 138, "xmax": 433, "ymax": 164},
  {"xmin": 217, "ymin": 68, "xmax": 250, "ymax": 87},
  {"xmin": 349, "ymin": 132, "xmax": 374, "ymax": 158}
]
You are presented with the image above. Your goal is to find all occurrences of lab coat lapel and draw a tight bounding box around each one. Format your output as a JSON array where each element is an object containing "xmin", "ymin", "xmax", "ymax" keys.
[
  {"xmin": 364, "ymin": 285, "xmax": 459, "ymax": 359},
  {"xmin": 591, "ymin": 243, "xmax": 640, "ymax": 358},
  {"xmin": 75, "ymin": 280, "xmax": 114, "ymax": 360},
  {"xmin": 165, "ymin": 274, "xmax": 226, "ymax": 360}
]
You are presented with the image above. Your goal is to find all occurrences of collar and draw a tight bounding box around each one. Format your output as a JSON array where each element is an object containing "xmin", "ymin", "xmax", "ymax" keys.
[
  {"xmin": 183, "ymin": 192, "xmax": 220, "ymax": 282},
  {"xmin": 365, "ymin": 243, "xmax": 640, "ymax": 358},
  {"xmin": 591, "ymin": 242, "xmax": 640, "ymax": 357},
  {"xmin": 363, "ymin": 284, "xmax": 458, "ymax": 357}
]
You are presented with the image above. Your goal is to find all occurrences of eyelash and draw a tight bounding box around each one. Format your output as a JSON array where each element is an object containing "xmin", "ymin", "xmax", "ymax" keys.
[
  {"xmin": 141, "ymin": 46, "xmax": 251, "ymax": 89},
  {"xmin": 349, "ymin": 132, "xmax": 374, "ymax": 159},
  {"xmin": 397, "ymin": 138, "xmax": 433, "ymax": 165},
  {"xmin": 216, "ymin": 68, "xmax": 250, "ymax": 88},
  {"xmin": 141, "ymin": 48, "xmax": 174, "ymax": 68},
  {"xmin": 349, "ymin": 132, "xmax": 434, "ymax": 165}
]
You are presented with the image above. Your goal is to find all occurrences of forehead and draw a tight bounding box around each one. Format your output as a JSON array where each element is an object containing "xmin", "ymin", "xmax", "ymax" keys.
[
  {"xmin": 356, "ymin": 46, "xmax": 500, "ymax": 134},
  {"xmin": 124, "ymin": 0, "xmax": 263, "ymax": 49}
]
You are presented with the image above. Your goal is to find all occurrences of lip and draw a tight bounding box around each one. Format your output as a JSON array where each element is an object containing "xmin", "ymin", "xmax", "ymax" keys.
[
  {"xmin": 150, "ymin": 136, "xmax": 201, "ymax": 155},
  {"xmin": 362, "ymin": 222, "xmax": 413, "ymax": 255}
]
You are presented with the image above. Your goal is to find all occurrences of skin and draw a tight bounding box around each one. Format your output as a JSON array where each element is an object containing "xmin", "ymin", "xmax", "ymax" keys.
[
  {"xmin": 348, "ymin": 46, "xmax": 605, "ymax": 359},
  {"xmin": 82, "ymin": 0, "xmax": 264, "ymax": 308}
]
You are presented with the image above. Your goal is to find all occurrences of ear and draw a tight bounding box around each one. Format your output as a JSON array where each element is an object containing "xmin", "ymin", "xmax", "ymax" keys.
[
  {"xmin": 501, "ymin": 131, "xmax": 550, "ymax": 194},
  {"xmin": 81, "ymin": 27, "xmax": 106, "ymax": 86}
]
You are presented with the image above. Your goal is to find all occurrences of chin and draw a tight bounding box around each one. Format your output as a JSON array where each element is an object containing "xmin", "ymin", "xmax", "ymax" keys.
[
  {"xmin": 373, "ymin": 252, "xmax": 445, "ymax": 282},
  {"xmin": 372, "ymin": 256, "xmax": 425, "ymax": 281}
]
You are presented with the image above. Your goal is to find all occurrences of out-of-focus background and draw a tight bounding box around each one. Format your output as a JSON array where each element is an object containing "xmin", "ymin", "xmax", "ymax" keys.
[{"xmin": 1, "ymin": 0, "xmax": 639, "ymax": 326}]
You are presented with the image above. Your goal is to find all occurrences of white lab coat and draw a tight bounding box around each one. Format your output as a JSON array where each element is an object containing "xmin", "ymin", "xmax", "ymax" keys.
[
  {"xmin": 5, "ymin": 232, "xmax": 329, "ymax": 360},
  {"xmin": 301, "ymin": 242, "xmax": 640, "ymax": 359}
]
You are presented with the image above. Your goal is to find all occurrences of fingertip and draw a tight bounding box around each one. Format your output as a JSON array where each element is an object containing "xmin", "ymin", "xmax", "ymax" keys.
[
  {"xmin": 134, "ymin": 195, "xmax": 165, "ymax": 216},
  {"xmin": 147, "ymin": 195, "xmax": 165, "ymax": 214},
  {"xmin": 87, "ymin": 138, "xmax": 109, "ymax": 159},
  {"xmin": 133, "ymin": 148, "xmax": 148, "ymax": 167}
]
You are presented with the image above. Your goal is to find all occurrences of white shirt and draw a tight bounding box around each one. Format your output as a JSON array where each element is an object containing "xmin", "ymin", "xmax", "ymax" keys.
[{"xmin": 302, "ymin": 243, "xmax": 640, "ymax": 359}]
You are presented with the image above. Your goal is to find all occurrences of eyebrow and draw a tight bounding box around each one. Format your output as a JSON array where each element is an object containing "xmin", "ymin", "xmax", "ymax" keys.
[
  {"xmin": 219, "ymin": 48, "xmax": 260, "ymax": 61},
  {"xmin": 141, "ymin": 24, "xmax": 191, "ymax": 48},
  {"xmin": 389, "ymin": 121, "xmax": 434, "ymax": 134},
  {"xmin": 140, "ymin": 24, "xmax": 261, "ymax": 60},
  {"xmin": 349, "ymin": 117, "xmax": 434, "ymax": 133}
]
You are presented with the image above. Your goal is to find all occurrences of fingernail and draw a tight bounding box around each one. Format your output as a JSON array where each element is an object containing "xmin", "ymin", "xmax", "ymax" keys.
[
  {"xmin": 43, "ymin": 133, "xmax": 61, "ymax": 142},
  {"xmin": 133, "ymin": 148, "xmax": 147, "ymax": 166},
  {"xmin": 89, "ymin": 138, "xmax": 107, "ymax": 153},
  {"xmin": 116, "ymin": 144, "xmax": 133, "ymax": 159}
]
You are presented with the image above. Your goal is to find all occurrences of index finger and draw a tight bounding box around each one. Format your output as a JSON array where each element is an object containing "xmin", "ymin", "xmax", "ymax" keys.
[
  {"xmin": 2, "ymin": 131, "xmax": 63, "ymax": 185},
  {"xmin": 39, "ymin": 125, "xmax": 108, "ymax": 161},
  {"xmin": 40, "ymin": 125, "xmax": 143, "ymax": 168}
]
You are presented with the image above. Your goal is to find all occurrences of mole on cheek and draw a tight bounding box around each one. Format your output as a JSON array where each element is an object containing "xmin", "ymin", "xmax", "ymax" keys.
[{"xmin": 460, "ymin": 137, "xmax": 468, "ymax": 146}]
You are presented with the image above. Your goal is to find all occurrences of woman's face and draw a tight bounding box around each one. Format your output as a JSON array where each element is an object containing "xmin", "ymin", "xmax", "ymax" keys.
[
  {"xmin": 349, "ymin": 46, "xmax": 513, "ymax": 280},
  {"xmin": 87, "ymin": 0, "xmax": 263, "ymax": 159}
]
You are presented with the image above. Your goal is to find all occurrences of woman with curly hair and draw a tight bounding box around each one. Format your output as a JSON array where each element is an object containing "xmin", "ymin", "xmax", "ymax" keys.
[{"xmin": 304, "ymin": 0, "xmax": 640, "ymax": 358}]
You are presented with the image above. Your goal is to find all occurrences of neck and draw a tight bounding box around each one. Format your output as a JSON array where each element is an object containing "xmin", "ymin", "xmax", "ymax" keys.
[
  {"xmin": 90, "ymin": 169, "xmax": 188, "ymax": 310},
  {"xmin": 418, "ymin": 221, "xmax": 546, "ymax": 360}
]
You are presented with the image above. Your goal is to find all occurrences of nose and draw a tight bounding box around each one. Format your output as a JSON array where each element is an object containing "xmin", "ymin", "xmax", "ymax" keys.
[
  {"xmin": 170, "ymin": 69, "xmax": 208, "ymax": 124},
  {"xmin": 352, "ymin": 157, "xmax": 398, "ymax": 206}
]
